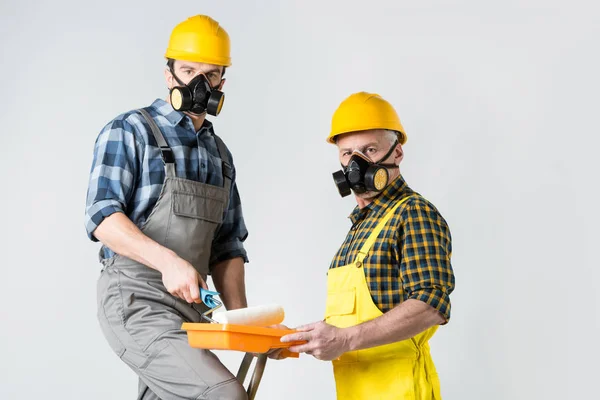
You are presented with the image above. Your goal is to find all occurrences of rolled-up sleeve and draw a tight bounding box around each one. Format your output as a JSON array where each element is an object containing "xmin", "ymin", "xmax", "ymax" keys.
[
  {"xmin": 400, "ymin": 203, "xmax": 455, "ymax": 323},
  {"xmin": 84, "ymin": 119, "xmax": 140, "ymax": 242},
  {"xmin": 210, "ymin": 163, "xmax": 249, "ymax": 267}
]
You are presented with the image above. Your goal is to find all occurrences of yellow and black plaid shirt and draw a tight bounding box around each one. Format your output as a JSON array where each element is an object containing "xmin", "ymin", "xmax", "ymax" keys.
[{"xmin": 330, "ymin": 175, "xmax": 455, "ymax": 321}]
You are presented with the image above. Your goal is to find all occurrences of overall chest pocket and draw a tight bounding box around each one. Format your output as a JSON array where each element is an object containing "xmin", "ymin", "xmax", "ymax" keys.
[
  {"xmin": 166, "ymin": 188, "xmax": 228, "ymax": 274},
  {"xmin": 325, "ymin": 288, "xmax": 357, "ymax": 328},
  {"xmin": 172, "ymin": 191, "xmax": 225, "ymax": 223}
]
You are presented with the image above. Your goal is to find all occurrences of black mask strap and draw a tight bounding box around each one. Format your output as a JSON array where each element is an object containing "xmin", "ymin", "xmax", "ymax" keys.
[
  {"xmin": 170, "ymin": 68, "xmax": 187, "ymax": 87},
  {"xmin": 374, "ymin": 139, "xmax": 399, "ymax": 166}
]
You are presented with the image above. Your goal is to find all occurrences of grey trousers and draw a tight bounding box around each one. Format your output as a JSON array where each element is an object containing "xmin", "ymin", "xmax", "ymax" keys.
[{"xmin": 97, "ymin": 261, "xmax": 247, "ymax": 400}]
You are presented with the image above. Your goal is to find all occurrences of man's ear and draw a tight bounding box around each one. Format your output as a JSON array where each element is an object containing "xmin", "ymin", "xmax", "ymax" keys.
[
  {"xmin": 395, "ymin": 144, "xmax": 404, "ymax": 164},
  {"xmin": 164, "ymin": 67, "xmax": 174, "ymax": 89}
]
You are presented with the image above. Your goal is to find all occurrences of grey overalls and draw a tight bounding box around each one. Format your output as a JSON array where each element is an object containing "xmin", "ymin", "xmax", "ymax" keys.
[{"xmin": 97, "ymin": 108, "xmax": 248, "ymax": 400}]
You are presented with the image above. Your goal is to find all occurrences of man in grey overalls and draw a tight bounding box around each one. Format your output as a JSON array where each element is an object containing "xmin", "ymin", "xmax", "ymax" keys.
[{"xmin": 85, "ymin": 15, "xmax": 250, "ymax": 399}]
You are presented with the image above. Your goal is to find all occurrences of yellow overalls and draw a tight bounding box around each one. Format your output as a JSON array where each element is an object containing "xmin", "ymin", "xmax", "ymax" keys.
[{"xmin": 325, "ymin": 197, "xmax": 442, "ymax": 399}]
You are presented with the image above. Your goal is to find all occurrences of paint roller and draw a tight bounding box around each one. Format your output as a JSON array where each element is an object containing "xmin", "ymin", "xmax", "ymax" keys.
[
  {"xmin": 200, "ymin": 289, "xmax": 285, "ymax": 327},
  {"xmin": 212, "ymin": 304, "xmax": 285, "ymax": 327}
]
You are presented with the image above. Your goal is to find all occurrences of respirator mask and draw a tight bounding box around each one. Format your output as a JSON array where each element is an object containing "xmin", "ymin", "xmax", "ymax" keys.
[
  {"xmin": 332, "ymin": 140, "xmax": 399, "ymax": 197},
  {"xmin": 169, "ymin": 71, "xmax": 225, "ymax": 116}
]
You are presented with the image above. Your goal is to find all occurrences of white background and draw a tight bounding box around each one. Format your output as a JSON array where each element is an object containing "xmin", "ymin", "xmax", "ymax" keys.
[{"xmin": 1, "ymin": 0, "xmax": 598, "ymax": 399}]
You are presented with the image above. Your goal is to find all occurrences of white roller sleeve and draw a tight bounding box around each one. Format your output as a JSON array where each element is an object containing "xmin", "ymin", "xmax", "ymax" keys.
[{"xmin": 212, "ymin": 304, "xmax": 285, "ymax": 327}]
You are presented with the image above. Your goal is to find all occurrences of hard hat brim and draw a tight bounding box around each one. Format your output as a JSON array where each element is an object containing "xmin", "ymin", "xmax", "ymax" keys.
[
  {"xmin": 327, "ymin": 128, "xmax": 407, "ymax": 145},
  {"xmin": 164, "ymin": 51, "xmax": 232, "ymax": 67}
]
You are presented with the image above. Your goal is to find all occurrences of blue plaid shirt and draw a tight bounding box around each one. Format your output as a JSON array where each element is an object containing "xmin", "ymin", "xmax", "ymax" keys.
[{"xmin": 85, "ymin": 98, "xmax": 249, "ymax": 265}]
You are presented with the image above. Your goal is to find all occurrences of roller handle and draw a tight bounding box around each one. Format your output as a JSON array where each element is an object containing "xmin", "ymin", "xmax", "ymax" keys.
[{"xmin": 200, "ymin": 288, "xmax": 221, "ymax": 308}]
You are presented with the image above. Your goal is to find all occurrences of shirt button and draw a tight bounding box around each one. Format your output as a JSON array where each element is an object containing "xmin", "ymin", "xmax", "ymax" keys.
[{"xmin": 200, "ymin": 163, "xmax": 206, "ymax": 169}]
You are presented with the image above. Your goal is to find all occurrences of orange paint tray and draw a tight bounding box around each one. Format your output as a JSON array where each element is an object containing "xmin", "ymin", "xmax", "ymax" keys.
[{"xmin": 181, "ymin": 323, "xmax": 306, "ymax": 358}]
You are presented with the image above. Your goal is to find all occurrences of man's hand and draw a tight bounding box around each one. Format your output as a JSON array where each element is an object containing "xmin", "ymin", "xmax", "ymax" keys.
[
  {"xmin": 93, "ymin": 213, "xmax": 209, "ymax": 304},
  {"xmin": 280, "ymin": 321, "xmax": 350, "ymax": 361},
  {"xmin": 281, "ymin": 300, "xmax": 446, "ymax": 360},
  {"xmin": 265, "ymin": 324, "xmax": 291, "ymax": 360},
  {"xmin": 160, "ymin": 257, "xmax": 208, "ymax": 303},
  {"xmin": 249, "ymin": 324, "xmax": 291, "ymax": 360}
]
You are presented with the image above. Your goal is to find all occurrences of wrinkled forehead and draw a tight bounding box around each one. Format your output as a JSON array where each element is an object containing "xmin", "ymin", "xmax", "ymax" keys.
[{"xmin": 335, "ymin": 129, "xmax": 389, "ymax": 152}]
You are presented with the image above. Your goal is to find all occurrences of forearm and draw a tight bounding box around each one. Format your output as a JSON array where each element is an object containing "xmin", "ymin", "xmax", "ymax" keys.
[
  {"xmin": 211, "ymin": 257, "xmax": 247, "ymax": 310},
  {"xmin": 346, "ymin": 299, "xmax": 445, "ymax": 351},
  {"xmin": 93, "ymin": 212, "xmax": 176, "ymax": 273}
]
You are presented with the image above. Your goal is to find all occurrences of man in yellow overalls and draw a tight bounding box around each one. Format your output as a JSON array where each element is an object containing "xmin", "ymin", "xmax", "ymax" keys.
[{"xmin": 281, "ymin": 92, "xmax": 456, "ymax": 399}]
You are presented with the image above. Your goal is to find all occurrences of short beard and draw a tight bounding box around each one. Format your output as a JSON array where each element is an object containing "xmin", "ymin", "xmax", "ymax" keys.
[{"xmin": 354, "ymin": 190, "xmax": 380, "ymax": 200}]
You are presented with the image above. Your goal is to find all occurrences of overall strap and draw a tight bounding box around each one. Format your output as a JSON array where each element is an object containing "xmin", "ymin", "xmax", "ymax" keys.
[
  {"xmin": 212, "ymin": 133, "xmax": 233, "ymax": 190},
  {"xmin": 138, "ymin": 108, "xmax": 176, "ymax": 177},
  {"xmin": 354, "ymin": 195, "xmax": 413, "ymax": 267}
]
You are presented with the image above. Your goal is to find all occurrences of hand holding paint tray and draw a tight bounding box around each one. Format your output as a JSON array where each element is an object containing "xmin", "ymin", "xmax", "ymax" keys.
[{"xmin": 181, "ymin": 289, "xmax": 306, "ymax": 356}]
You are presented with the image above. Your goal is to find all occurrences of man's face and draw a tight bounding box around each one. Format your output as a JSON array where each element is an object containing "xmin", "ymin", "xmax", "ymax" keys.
[
  {"xmin": 336, "ymin": 129, "xmax": 403, "ymax": 199},
  {"xmin": 165, "ymin": 60, "xmax": 224, "ymax": 90}
]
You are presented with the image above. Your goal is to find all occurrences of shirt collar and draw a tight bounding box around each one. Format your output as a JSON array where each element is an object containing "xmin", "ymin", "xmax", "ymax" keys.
[
  {"xmin": 150, "ymin": 98, "xmax": 214, "ymax": 135},
  {"xmin": 348, "ymin": 174, "xmax": 412, "ymax": 224},
  {"xmin": 150, "ymin": 98, "xmax": 185, "ymax": 126}
]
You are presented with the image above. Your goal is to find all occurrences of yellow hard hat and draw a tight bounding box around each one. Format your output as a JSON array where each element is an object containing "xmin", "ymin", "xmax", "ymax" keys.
[
  {"xmin": 165, "ymin": 15, "xmax": 232, "ymax": 67},
  {"xmin": 327, "ymin": 92, "xmax": 406, "ymax": 144}
]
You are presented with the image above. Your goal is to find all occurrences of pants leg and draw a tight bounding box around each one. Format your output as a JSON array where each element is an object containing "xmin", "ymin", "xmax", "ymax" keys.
[
  {"xmin": 97, "ymin": 264, "xmax": 247, "ymax": 400},
  {"xmin": 134, "ymin": 330, "xmax": 247, "ymax": 400},
  {"xmin": 138, "ymin": 379, "xmax": 160, "ymax": 400}
]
